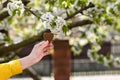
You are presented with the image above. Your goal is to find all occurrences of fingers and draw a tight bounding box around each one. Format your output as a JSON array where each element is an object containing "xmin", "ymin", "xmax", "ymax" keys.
[
  {"xmin": 35, "ymin": 40, "xmax": 49, "ymax": 48},
  {"xmin": 48, "ymin": 43, "xmax": 53, "ymax": 47},
  {"xmin": 44, "ymin": 51, "xmax": 50, "ymax": 56},
  {"xmin": 36, "ymin": 41, "xmax": 45, "ymax": 47},
  {"xmin": 35, "ymin": 41, "xmax": 53, "ymax": 55},
  {"xmin": 43, "ymin": 46, "xmax": 51, "ymax": 52},
  {"xmin": 40, "ymin": 41, "xmax": 49, "ymax": 49},
  {"xmin": 43, "ymin": 42, "xmax": 53, "ymax": 51},
  {"xmin": 42, "ymin": 42, "xmax": 53, "ymax": 53}
]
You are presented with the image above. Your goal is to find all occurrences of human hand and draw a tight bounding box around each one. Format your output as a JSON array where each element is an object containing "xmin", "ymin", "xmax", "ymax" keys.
[
  {"xmin": 20, "ymin": 41, "xmax": 53, "ymax": 70},
  {"xmin": 29, "ymin": 41, "xmax": 53, "ymax": 63}
]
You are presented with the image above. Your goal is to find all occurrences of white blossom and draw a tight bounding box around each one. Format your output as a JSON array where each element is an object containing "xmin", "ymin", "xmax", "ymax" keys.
[
  {"xmin": 40, "ymin": 12, "xmax": 66, "ymax": 37},
  {"xmin": 103, "ymin": 57, "xmax": 108, "ymax": 66},
  {"xmin": 106, "ymin": 1, "xmax": 120, "ymax": 16},
  {"xmin": 0, "ymin": 20, "xmax": 9, "ymax": 31},
  {"xmin": 114, "ymin": 0, "xmax": 120, "ymax": 14},
  {"xmin": 106, "ymin": 3, "xmax": 114, "ymax": 16},
  {"xmin": 52, "ymin": 7, "xmax": 58, "ymax": 15},
  {"xmin": 114, "ymin": 57, "xmax": 120, "ymax": 67},
  {"xmin": 92, "ymin": 43, "xmax": 101, "ymax": 51},
  {"xmin": 42, "ymin": 21, "xmax": 51, "ymax": 29},
  {"xmin": 103, "ymin": 55, "xmax": 114, "ymax": 66},
  {"xmin": 0, "ymin": 33, "xmax": 4, "ymax": 40},
  {"xmin": 40, "ymin": 12, "xmax": 54, "ymax": 29},
  {"xmin": 87, "ymin": 49, "xmax": 99, "ymax": 62},
  {"xmin": 78, "ymin": 39, "xmax": 88, "ymax": 46},
  {"xmin": 7, "ymin": 0, "xmax": 24, "ymax": 16},
  {"xmin": 2, "ymin": 0, "xmax": 7, "ymax": 3},
  {"xmin": 55, "ymin": 16, "xmax": 66, "ymax": 29},
  {"xmin": 52, "ymin": 16, "xmax": 66, "ymax": 36},
  {"xmin": 86, "ymin": 31, "xmax": 98, "ymax": 43},
  {"xmin": 41, "ymin": 12, "xmax": 54, "ymax": 23}
]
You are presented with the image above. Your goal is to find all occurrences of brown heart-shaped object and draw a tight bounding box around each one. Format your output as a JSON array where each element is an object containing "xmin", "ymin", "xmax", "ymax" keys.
[{"xmin": 43, "ymin": 32, "xmax": 54, "ymax": 42}]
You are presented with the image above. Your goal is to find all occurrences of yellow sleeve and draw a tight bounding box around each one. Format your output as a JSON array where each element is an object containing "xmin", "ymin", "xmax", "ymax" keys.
[{"xmin": 0, "ymin": 59, "xmax": 23, "ymax": 80}]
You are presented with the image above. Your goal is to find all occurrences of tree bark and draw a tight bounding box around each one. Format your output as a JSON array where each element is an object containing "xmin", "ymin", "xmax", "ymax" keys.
[
  {"xmin": 0, "ymin": 2, "xmax": 94, "ymax": 56},
  {"xmin": 53, "ymin": 40, "xmax": 71, "ymax": 80},
  {"xmin": 0, "ymin": 0, "xmax": 30, "ymax": 21},
  {"xmin": 64, "ymin": 2, "xmax": 95, "ymax": 20},
  {"xmin": 0, "ymin": 18, "xmax": 93, "ymax": 56},
  {"xmin": 25, "ymin": 67, "xmax": 41, "ymax": 80},
  {"xmin": 0, "ymin": 30, "xmax": 47, "ymax": 56}
]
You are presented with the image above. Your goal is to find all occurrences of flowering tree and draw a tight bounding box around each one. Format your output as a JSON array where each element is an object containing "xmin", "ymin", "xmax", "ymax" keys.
[{"xmin": 1, "ymin": 0, "xmax": 120, "ymax": 68}]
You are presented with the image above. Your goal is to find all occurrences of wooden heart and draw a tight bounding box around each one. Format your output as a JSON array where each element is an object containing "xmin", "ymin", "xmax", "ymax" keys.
[{"xmin": 43, "ymin": 32, "xmax": 54, "ymax": 42}]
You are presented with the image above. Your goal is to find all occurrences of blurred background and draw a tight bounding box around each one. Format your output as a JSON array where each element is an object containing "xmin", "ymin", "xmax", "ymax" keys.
[{"xmin": 1, "ymin": 0, "xmax": 120, "ymax": 80}]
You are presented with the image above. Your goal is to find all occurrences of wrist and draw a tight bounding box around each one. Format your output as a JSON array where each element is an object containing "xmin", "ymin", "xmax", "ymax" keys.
[
  {"xmin": 19, "ymin": 55, "xmax": 38, "ymax": 70},
  {"xmin": 27, "ymin": 55, "xmax": 38, "ymax": 65},
  {"xmin": 28, "ymin": 53, "xmax": 44, "ymax": 64}
]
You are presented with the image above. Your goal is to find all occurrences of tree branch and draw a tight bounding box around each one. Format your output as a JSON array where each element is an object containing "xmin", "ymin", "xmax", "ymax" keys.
[
  {"xmin": 0, "ymin": 50, "xmax": 21, "ymax": 63},
  {"xmin": 24, "ymin": 6, "xmax": 40, "ymax": 18},
  {"xmin": 68, "ymin": 19, "xmax": 93, "ymax": 29},
  {"xmin": 0, "ymin": 0, "xmax": 30, "ymax": 21},
  {"xmin": 0, "ymin": 11, "xmax": 9, "ymax": 21},
  {"xmin": 24, "ymin": 3, "xmax": 94, "ymax": 29},
  {"xmin": 24, "ymin": 2, "xmax": 95, "ymax": 21},
  {"xmin": 0, "ymin": 30, "xmax": 48, "ymax": 56},
  {"xmin": 64, "ymin": 2, "xmax": 95, "ymax": 20},
  {"xmin": 0, "ymin": 19, "xmax": 93, "ymax": 56},
  {"xmin": 0, "ymin": 2, "xmax": 94, "ymax": 56}
]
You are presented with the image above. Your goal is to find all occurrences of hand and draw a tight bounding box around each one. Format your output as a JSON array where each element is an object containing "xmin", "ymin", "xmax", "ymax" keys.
[
  {"xmin": 20, "ymin": 41, "xmax": 53, "ymax": 70},
  {"xmin": 29, "ymin": 41, "xmax": 53, "ymax": 63}
]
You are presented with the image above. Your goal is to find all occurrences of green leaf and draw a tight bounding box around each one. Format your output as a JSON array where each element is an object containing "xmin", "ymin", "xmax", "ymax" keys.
[
  {"xmin": 90, "ymin": 50, "xmax": 97, "ymax": 58},
  {"xmin": 51, "ymin": 21, "xmax": 56, "ymax": 29},
  {"xmin": 77, "ymin": 0, "xmax": 87, "ymax": 6},
  {"xmin": 66, "ymin": 0, "xmax": 71, "ymax": 8},
  {"xmin": 97, "ymin": 55, "xmax": 104, "ymax": 63},
  {"xmin": 4, "ymin": 35, "xmax": 13, "ymax": 44},
  {"xmin": 17, "ymin": 9, "xmax": 21, "ymax": 16},
  {"xmin": 96, "ymin": 38, "xmax": 102, "ymax": 45},
  {"xmin": 12, "ymin": 9, "xmax": 21, "ymax": 16},
  {"xmin": 12, "ymin": 10, "xmax": 17, "ymax": 16},
  {"xmin": 108, "ymin": 61, "xmax": 113, "ymax": 67},
  {"xmin": 62, "ymin": 25, "xmax": 69, "ymax": 35},
  {"xmin": 106, "ymin": 53, "xmax": 111, "ymax": 60},
  {"xmin": 116, "ymin": 2, "xmax": 120, "ymax": 11},
  {"xmin": 59, "ymin": 0, "xmax": 64, "ymax": 8}
]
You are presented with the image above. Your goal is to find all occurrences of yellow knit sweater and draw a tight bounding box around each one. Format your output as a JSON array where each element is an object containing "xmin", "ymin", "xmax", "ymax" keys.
[{"xmin": 0, "ymin": 60, "xmax": 23, "ymax": 80}]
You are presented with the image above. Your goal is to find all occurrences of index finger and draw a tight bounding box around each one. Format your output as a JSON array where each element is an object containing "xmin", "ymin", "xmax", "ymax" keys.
[
  {"xmin": 36, "ymin": 41, "xmax": 46, "ymax": 47},
  {"xmin": 41, "ymin": 41, "xmax": 49, "ymax": 49}
]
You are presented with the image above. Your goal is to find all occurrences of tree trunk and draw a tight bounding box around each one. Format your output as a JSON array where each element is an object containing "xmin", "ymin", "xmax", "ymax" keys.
[{"xmin": 53, "ymin": 40, "xmax": 71, "ymax": 80}]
